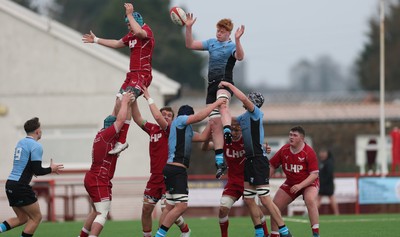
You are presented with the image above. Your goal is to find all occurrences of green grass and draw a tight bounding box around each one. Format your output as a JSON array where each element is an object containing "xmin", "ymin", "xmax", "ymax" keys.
[{"xmin": 2, "ymin": 213, "xmax": 399, "ymax": 237}]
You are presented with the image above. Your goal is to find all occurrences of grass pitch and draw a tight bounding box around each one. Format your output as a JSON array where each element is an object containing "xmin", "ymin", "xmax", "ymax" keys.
[{"xmin": 1, "ymin": 213, "xmax": 399, "ymax": 237}]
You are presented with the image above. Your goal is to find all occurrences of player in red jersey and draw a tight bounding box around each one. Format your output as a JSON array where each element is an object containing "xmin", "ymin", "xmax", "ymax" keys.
[
  {"xmin": 269, "ymin": 126, "xmax": 320, "ymax": 237},
  {"xmin": 78, "ymin": 92, "xmax": 133, "ymax": 237},
  {"xmin": 82, "ymin": 3, "xmax": 155, "ymax": 155},
  {"xmin": 201, "ymin": 120, "xmax": 270, "ymax": 237},
  {"xmin": 131, "ymin": 87, "xmax": 190, "ymax": 237}
]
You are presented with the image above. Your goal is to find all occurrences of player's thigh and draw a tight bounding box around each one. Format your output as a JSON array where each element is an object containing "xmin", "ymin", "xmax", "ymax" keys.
[
  {"xmin": 273, "ymin": 188, "xmax": 293, "ymax": 210},
  {"xmin": 303, "ymin": 185, "xmax": 319, "ymax": 204},
  {"xmin": 20, "ymin": 201, "xmax": 42, "ymax": 220}
]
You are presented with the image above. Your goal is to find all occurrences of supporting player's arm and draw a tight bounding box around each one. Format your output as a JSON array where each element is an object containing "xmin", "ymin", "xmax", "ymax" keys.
[
  {"xmin": 143, "ymin": 87, "xmax": 168, "ymax": 130},
  {"xmin": 115, "ymin": 92, "xmax": 133, "ymax": 132},
  {"xmin": 192, "ymin": 122, "xmax": 212, "ymax": 142},
  {"xmin": 131, "ymin": 100, "xmax": 146, "ymax": 128},
  {"xmin": 219, "ymin": 81, "xmax": 255, "ymax": 112},
  {"xmin": 186, "ymin": 99, "xmax": 225, "ymax": 125}
]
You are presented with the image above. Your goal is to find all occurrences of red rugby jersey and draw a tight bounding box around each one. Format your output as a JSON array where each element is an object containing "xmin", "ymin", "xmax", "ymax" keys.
[
  {"xmin": 121, "ymin": 24, "xmax": 154, "ymax": 72},
  {"xmin": 89, "ymin": 125, "xmax": 119, "ymax": 180},
  {"xmin": 224, "ymin": 137, "xmax": 246, "ymax": 184},
  {"xmin": 142, "ymin": 122, "xmax": 170, "ymax": 174},
  {"xmin": 270, "ymin": 143, "xmax": 319, "ymax": 186}
]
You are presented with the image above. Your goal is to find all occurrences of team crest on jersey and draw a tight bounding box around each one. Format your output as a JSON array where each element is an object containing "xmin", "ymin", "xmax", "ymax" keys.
[
  {"xmin": 298, "ymin": 157, "xmax": 305, "ymax": 162},
  {"xmin": 129, "ymin": 39, "xmax": 137, "ymax": 48},
  {"xmin": 226, "ymin": 148, "xmax": 245, "ymax": 158},
  {"xmin": 150, "ymin": 133, "xmax": 162, "ymax": 142},
  {"xmin": 284, "ymin": 155, "xmax": 289, "ymax": 160}
]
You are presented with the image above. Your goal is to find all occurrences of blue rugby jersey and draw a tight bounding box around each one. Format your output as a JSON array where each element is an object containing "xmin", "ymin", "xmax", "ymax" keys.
[
  {"xmin": 236, "ymin": 106, "xmax": 267, "ymax": 158},
  {"xmin": 202, "ymin": 38, "xmax": 237, "ymax": 83},
  {"xmin": 8, "ymin": 137, "xmax": 43, "ymax": 184},
  {"xmin": 167, "ymin": 115, "xmax": 193, "ymax": 168}
]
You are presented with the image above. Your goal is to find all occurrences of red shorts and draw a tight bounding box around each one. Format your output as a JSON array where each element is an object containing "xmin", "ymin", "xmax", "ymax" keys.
[
  {"xmin": 84, "ymin": 172, "xmax": 113, "ymax": 203},
  {"xmin": 144, "ymin": 173, "xmax": 165, "ymax": 202},
  {"xmin": 279, "ymin": 179, "xmax": 319, "ymax": 200},
  {"xmin": 222, "ymin": 181, "xmax": 244, "ymax": 200},
  {"xmin": 120, "ymin": 71, "xmax": 152, "ymax": 95}
]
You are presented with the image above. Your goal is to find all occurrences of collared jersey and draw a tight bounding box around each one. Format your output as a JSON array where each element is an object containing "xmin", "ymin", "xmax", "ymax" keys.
[
  {"xmin": 121, "ymin": 24, "xmax": 154, "ymax": 73},
  {"xmin": 8, "ymin": 137, "xmax": 43, "ymax": 184},
  {"xmin": 167, "ymin": 116, "xmax": 193, "ymax": 168},
  {"xmin": 270, "ymin": 143, "xmax": 319, "ymax": 186},
  {"xmin": 202, "ymin": 38, "xmax": 236, "ymax": 82},
  {"xmin": 89, "ymin": 125, "xmax": 119, "ymax": 181},
  {"xmin": 142, "ymin": 122, "xmax": 170, "ymax": 174},
  {"xmin": 236, "ymin": 106, "xmax": 267, "ymax": 158}
]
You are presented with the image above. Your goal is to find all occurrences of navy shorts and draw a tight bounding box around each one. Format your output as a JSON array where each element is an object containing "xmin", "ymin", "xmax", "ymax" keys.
[
  {"xmin": 163, "ymin": 164, "xmax": 188, "ymax": 195},
  {"xmin": 5, "ymin": 180, "xmax": 37, "ymax": 207},
  {"xmin": 244, "ymin": 156, "xmax": 270, "ymax": 186}
]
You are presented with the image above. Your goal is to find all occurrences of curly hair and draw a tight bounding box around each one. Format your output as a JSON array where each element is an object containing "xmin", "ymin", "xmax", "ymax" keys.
[{"xmin": 216, "ymin": 18, "xmax": 233, "ymax": 32}]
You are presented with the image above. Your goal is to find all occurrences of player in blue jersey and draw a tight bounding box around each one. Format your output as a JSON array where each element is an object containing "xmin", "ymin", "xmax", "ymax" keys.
[
  {"xmin": 155, "ymin": 99, "xmax": 225, "ymax": 237},
  {"xmin": 218, "ymin": 81, "xmax": 293, "ymax": 237},
  {"xmin": 0, "ymin": 117, "xmax": 64, "ymax": 237},
  {"xmin": 185, "ymin": 13, "xmax": 245, "ymax": 179}
]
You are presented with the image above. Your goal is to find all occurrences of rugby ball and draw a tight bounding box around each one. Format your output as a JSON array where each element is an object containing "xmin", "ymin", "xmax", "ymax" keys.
[{"xmin": 170, "ymin": 7, "xmax": 187, "ymax": 26}]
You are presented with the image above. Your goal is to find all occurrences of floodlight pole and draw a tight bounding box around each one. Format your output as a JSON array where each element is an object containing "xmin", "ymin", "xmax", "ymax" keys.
[{"xmin": 379, "ymin": 0, "xmax": 388, "ymax": 176}]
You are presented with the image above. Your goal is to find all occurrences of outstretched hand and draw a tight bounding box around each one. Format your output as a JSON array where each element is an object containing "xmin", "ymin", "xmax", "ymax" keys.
[
  {"xmin": 50, "ymin": 159, "xmax": 64, "ymax": 175},
  {"xmin": 124, "ymin": 3, "xmax": 134, "ymax": 16},
  {"xmin": 82, "ymin": 30, "xmax": 96, "ymax": 43},
  {"xmin": 185, "ymin": 13, "xmax": 197, "ymax": 27},
  {"xmin": 235, "ymin": 25, "xmax": 245, "ymax": 40}
]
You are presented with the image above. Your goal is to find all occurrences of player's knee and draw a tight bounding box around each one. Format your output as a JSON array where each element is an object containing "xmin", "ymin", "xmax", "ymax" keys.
[
  {"xmin": 142, "ymin": 203, "xmax": 154, "ymax": 215},
  {"xmin": 220, "ymin": 196, "xmax": 235, "ymax": 209},
  {"xmin": 219, "ymin": 206, "xmax": 230, "ymax": 218},
  {"xmin": 93, "ymin": 201, "xmax": 111, "ymax": 226}
]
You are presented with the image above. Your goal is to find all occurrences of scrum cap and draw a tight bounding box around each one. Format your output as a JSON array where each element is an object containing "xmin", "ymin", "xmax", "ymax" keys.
[{"xmin": 248, "ymin": 92, "xmax": 264, "ymax": 108}]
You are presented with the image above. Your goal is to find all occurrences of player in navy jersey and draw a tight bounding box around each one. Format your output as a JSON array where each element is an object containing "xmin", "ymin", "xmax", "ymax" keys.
[
  {"xmin": 185, "ymin": 13, "xmax": 245, "ymax": 179},
  {"xmin": 78, "ymin": 92, "xmax": 133, "ymax": 237},
  {"xmin": 219, "ymin": 81, "xmax": 293, "ymax": 237},
  {"xmin": 270, "ymin": 126, "xmax": 320, "ymax": 237},
  {"xmin": 155, "ymin": 99, "xmax": 225, "ymax": 237},
  {"xmin": 201, "ymin": 119, "xmax": 271, "ymax": 237},
  {"xmin": 82, "ymin": 3, "xmax": 155, "ymax": 155},
  {"xmin": 1, "ymin": 117, "xmax": 64, "ymax": 237},
  {"xmin": 131, "ymin": 87, "xmax": 190, "ymax": 237}
]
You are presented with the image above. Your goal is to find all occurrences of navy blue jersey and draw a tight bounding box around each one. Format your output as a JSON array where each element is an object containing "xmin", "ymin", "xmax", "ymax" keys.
[
  {"xmin": 168, "ymin": 116, "xmax": 193, "ymax": 168},
  {"xmin": 236, "ymin": 106, "xmax": 267, "ymax": 158},
  {"xmin": 202, "ymin": 38, "xmax": 236, "ymax": 83},
  {"xmin": 8, "ymin": 137, "xmax": 43, "ymax": 184}
]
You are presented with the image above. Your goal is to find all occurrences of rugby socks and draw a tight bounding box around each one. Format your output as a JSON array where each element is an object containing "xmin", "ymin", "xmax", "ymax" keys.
[
  {"xmin": 312, "ymin": 224, "xmax": 320, "ymax": 236},
  {"xmin": 260, "ymin": 215, "xmax": 269, "ymax": 236},
  {"xmin": 0, "ymin": 221, "xmax": 11, "ymax": 232},
  {"xmin": 215, "ymin": 149, "xmax": 224, "ymax": 165},
  {"xmin": 254, "ymin": 224, "xmax": 264, "ymax": 237},
  {"xmin": 79, "ymin": 227, "xmax": 90, "ymax": 237},
  {"xmin": 118, "ymin": 120, "xmax": 131, "ymax": 144},
  {"xmin": 155, "ymin": 225, "xmax": 169, "ymax": 237},
  {"xmin": 219, "ymin": 216, "xmax": 229, "ymax": 237},
  {"xmin": 278, "ymin": 225, "xmax": 289, "ymax": 236},
  {"xmin": 270, "ymin": 231, "xmax": 280, "ymax": 237},
  {"xmin": 21, "ymin": 232, "xmax": 33, "ymax": 237}
]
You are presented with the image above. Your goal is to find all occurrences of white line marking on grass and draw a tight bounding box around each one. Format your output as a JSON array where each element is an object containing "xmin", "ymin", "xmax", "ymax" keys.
[{"xmin": 284, "ymin": 217, "xmax": 400, "ymax": 224}]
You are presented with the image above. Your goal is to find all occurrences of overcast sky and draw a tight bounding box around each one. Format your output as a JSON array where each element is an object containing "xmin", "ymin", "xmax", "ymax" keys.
[{"xmin": 171, "ymin": 0, "xmax": 380, "ymax": 88}]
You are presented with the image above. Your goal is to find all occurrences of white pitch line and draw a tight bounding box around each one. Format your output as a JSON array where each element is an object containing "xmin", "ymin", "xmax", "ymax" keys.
[{"xmin": 284, "ymin": 217, "xmax": 400, "ymax": 224}]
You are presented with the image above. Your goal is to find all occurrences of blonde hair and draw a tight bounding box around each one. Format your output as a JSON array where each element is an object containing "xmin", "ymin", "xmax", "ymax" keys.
[{"xmin": 217, "ymin": 18, "xmax": 233, "ymax": 32}]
